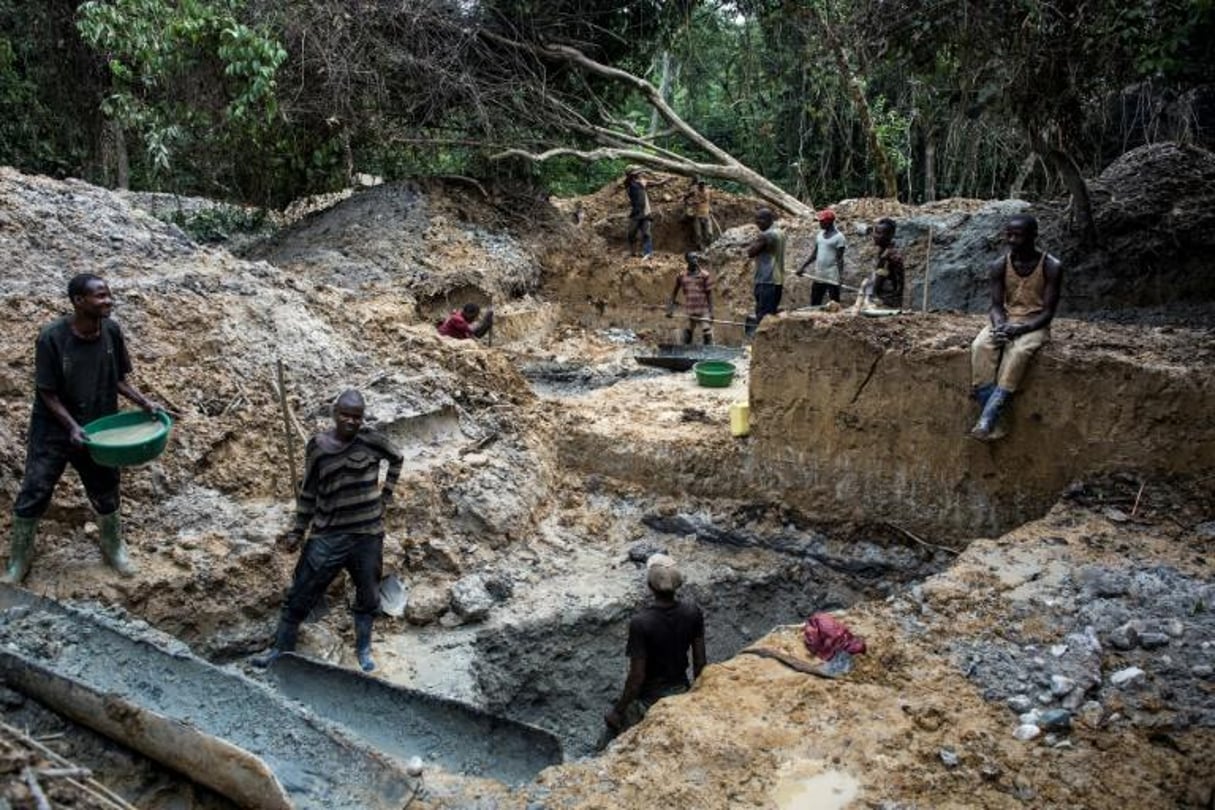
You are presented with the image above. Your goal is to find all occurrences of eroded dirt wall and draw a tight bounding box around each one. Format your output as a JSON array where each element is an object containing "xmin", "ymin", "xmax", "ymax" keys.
[{"xmin": 748, "ymin": 312, "xmax": 1214, "ymax": 537}]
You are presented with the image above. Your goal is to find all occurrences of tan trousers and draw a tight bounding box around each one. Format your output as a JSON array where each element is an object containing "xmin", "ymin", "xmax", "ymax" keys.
[{"xmin": 971, "ymin": 325, "xmax": 1050, "ymax": 392}]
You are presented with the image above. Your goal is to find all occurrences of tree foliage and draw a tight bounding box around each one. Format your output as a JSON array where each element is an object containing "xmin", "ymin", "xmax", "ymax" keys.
[
  {"xmin": 76, "ymin": 0, "xmax": 286, "ymax": 186},
  {"xmin": 0, "ymin": 0, "xmax": 1211, "ymax": 211}
]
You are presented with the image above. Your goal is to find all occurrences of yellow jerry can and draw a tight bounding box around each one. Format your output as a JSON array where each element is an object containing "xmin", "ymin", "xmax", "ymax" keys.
[{"xmin": 729, "ymin": 401, "xmax": 750, "ymax": 437}]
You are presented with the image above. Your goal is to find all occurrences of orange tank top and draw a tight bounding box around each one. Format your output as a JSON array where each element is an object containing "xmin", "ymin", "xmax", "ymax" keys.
[{"xmin": 1005, "ymin": 253, "xmax": 1045, "ymax": 321}]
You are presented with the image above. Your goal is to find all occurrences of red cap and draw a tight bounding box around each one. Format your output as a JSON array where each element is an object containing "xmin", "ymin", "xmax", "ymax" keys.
[{"xmin": 816, "ymin": 209, "xmax": 836, "ymax": 223}]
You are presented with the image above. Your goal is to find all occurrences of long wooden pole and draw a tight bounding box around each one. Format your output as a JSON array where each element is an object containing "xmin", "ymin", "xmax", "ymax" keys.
[
  {"xmin": 922, "ymin": 226, "xmax": 934, "ymax": 312},
  {"xmin": 275, "ymin": 359, "xmax": 300, "ymax": 496}
]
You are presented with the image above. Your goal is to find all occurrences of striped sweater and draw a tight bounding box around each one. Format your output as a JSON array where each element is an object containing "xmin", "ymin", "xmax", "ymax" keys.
[{"xmin": 293, "ymin": 429, "xmax": 403, "ymax": 536}]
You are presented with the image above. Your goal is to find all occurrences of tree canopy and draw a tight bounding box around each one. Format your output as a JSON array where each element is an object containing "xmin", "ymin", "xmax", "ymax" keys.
[{"xmin": 1, "ymin": 0, "xmax": 1211, "ymax": 211}]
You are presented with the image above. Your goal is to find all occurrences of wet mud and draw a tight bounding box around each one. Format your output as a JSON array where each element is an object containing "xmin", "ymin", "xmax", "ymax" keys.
[
  {"xmin": 0, "ymin": 587, "xmax": 412, "ymax": 810},
  {"xmin": 267, "ymin": 652, "xmax": 562, "ymax": 785}
]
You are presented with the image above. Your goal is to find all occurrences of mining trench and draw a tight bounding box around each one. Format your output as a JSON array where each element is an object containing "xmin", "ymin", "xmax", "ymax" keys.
[
  {"xmin": 0, "ymin": 339, "xmax": 952, "ymax": 805},
  {"xmin": 366, "ymin": 480, "xmax": 948, "ymax": 759},
  {"xmin": 0, "ymin": 587, "xmax": 414, "ymax": 810}
]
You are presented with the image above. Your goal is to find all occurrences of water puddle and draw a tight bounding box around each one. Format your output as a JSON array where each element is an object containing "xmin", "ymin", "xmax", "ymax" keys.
[{"xmin": 772, "ymin": 765, "xmax": 859, "ymax": 810}]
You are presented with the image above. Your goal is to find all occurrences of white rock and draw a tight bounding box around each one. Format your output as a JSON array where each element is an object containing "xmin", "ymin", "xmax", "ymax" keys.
[
  {"xmin": 1077, "ymin": 701, "xmax": 1104, "ymax": 728},
  {"xmin": 1014, "ymin": 724, "xmax": 1042, "ymax": 741},
  {"xmin": 1110, "ymin": 666, "xmax": 1145, "ymax": 686},
  {"xmin": 1007, "ymin": 695, "xmax": 1033, "ymax": 713},
  {"xmin": 1050, "ymin": 675, "xmax": 1075, "ymax": 696},
  {"xmin": 1050, "ymin": 644, "xmax": 1068, "ymax": 658}
]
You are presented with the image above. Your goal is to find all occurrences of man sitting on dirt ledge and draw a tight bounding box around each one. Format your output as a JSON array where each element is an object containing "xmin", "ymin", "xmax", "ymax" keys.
[
  {"xmin": 970, "ymin": 214, "xmax": 1063, "ymax": 441},
  {"xmin": 254, "ymin": 389, "xmax": 403, "ymax": 672},
  {"xmin": 437, "ymin": 302, "xmax": 494, "ymax": 340},
  {"xmin": 3, "ymin": 273, "xmax": 165, "ymax": 584},
  {"xmin": 603, "ymin": 554, "xmax": 706, "ymax": 743}
]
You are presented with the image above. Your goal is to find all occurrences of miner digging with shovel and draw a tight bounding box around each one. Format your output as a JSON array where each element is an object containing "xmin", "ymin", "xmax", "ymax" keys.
[{"xmin": 254, "ymin": 389, "xmax": 403, "ymax": 673}]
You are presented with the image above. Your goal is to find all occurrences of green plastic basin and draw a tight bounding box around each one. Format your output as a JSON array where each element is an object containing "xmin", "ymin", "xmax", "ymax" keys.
[
  {"xmin": 82, "ymin": 410, "xmax": 173, "ymax": 468},
  {"xmin": 693, "ymin": 360, "xmax": 736, "ymax": 388}
]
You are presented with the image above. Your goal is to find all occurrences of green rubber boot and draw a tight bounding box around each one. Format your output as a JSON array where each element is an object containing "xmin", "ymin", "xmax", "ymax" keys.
[
  {"xmin": 1, "ymin": 516, "xmax": 38, "ymax": 585},
  {"xmin": 98, "ymin": 511, "xmax": 137, "ymax": 577}
]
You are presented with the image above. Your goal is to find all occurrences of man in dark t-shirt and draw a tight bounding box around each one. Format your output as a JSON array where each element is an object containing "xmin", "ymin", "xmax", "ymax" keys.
[
  {"xmin": 604, "ymin": 554, "xmax": 706, "ymax": 738},
  {"xmin": 2, "ymin": 274, "xmax": 164, "ymax": 584}
]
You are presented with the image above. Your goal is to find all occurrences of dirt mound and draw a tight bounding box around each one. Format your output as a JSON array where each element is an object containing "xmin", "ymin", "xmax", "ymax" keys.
[
  {"xmin": 244, "ymin": 179, "xmax": 550, "ymax": 317},
  {"xmin": 0, "ymin": 167, "xmax": 549, "ymax": 657},
  {"xmin": 567, "ymin": 172, "xmax": 763, "ymax": 256},
  {"xmin": 526, "ymin": 477, "xmax": 1214, "ymax": 810},
  {"xmin": 1072, "ymin": 142, "xmax": 1215, "ymax": 304},
  {"xmin": 539, "ymin": 143, "xmax": 1215, "ymax": 322}
]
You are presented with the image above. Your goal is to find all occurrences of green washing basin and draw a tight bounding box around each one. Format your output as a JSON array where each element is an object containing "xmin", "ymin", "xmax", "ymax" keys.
[
  {"xmin": 693, "ymin": 360, "xmax": 736, "ymax": 388},
  {"xmin": 82, "ymin": 410, "xmax": 173, "ymax": 468}
]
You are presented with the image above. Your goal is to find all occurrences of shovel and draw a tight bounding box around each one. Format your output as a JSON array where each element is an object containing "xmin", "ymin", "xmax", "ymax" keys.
[{"xmin": 379, "ymin": 574, "xmax": 407, "ymax": 618}]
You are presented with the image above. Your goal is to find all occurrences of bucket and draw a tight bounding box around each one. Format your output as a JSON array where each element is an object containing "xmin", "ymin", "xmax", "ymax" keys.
[
  {"xmin": 693, "ymin": 360, "xmax": 735, "ymax": 388},
  {"xmin": 729, "ymin": 401, "xmax": 750, "ymax": 437},
  {"xmin": 82, "ymin": 410, "xmax": 173, "ymax": 468}
]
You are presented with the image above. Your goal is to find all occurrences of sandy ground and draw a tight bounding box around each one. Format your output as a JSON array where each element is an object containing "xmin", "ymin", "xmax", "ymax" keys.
[{"xmin": 0, "ymin": 167, "xmax": 1211, "ymax": 809}]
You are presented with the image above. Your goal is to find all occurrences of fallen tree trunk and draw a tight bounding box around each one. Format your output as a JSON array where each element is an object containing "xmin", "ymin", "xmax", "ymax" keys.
[{"xmin": 490, "ymin": 41, "xmax": 815, "ymax": 218}]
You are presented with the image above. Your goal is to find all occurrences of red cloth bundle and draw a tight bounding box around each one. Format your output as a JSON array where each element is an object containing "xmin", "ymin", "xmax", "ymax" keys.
[{"xmin": 803, "ymin": 612, "xmax": 867, "ymax": 661}]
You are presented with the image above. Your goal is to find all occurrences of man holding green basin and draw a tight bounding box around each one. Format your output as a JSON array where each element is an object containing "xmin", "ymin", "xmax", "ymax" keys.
[{"xmin": 2, "ymin": 274, "xmax": 164, "ymax": 584}]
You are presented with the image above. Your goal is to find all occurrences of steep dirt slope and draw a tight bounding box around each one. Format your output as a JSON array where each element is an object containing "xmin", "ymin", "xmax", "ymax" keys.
[
  {"xmin": 0, "ymin": 167, "xmax": 553, "ymax": 656},
  {"xmin": 509, "ymin": 477, "xmax": 1214, "ymax": 810}
]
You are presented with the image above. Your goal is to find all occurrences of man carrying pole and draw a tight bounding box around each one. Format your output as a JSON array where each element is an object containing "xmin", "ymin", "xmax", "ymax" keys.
[
  {"xmin": 254, "ymin": 389, "xmax": 403, "ymax": 672},
  {"xmin": 666, "ymin": 252, "xmax": 715, "ymax": 345}
]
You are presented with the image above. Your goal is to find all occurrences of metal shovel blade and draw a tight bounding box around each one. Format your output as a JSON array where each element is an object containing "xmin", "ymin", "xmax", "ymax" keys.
[{"xmin": 379, "ymin": 574, "xmax": 407, "ymax": 618}]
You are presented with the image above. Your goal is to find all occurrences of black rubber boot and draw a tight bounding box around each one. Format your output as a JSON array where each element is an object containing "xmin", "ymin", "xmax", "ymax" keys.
[
  {"xmin": 252, "ymin": 621, "xmax": 298, "ymax": 668},
  {"xmin": 702, "ymin": 332, "xmax": 713, "ymax": 346},
  {"xmin": 970, "ymin": 387, "xmax": 1012, "ymax": 441},
  {"xmin": 354, "ymin": 614, "xmax": 376, "ymax": 673}
]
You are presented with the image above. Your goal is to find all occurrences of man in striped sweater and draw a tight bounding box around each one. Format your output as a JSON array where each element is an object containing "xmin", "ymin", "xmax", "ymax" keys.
[{"xmin": 254, "ymin": 389, "xmax": 403, "ymax": 672}]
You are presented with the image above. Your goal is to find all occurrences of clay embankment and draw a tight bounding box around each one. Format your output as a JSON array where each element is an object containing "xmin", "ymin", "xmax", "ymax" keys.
[
  {"xmin": 555, "ymin": 311, "xmax": 1213, "ymax": 539},
  {"xmin": 750, "ymin": 313, "xmax": 1213, "ymax": 536}
]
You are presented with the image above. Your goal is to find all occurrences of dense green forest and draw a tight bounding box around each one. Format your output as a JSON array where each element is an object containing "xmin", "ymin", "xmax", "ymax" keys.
[{"xmin": 2, "ymin": 0, "xmax": 1212, "ymax": 210}]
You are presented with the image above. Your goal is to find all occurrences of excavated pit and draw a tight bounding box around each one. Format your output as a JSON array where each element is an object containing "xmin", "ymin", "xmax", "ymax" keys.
[
  {"xmin": 2, "ymin": 170, "xmax": 1212, "ymax": 807},
  {"xmin": 472, "ymin": 550, "xmax": 931, "ymax": 757},
  {"xmin": 369, "ymin": 493, "xmax": 948, "ymax": 759}
]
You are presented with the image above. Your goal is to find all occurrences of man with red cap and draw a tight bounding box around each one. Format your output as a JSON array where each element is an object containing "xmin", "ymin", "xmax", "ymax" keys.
[{"xmin": 798, "ymin": 209, "xmax": 848, "ymax": 305}]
